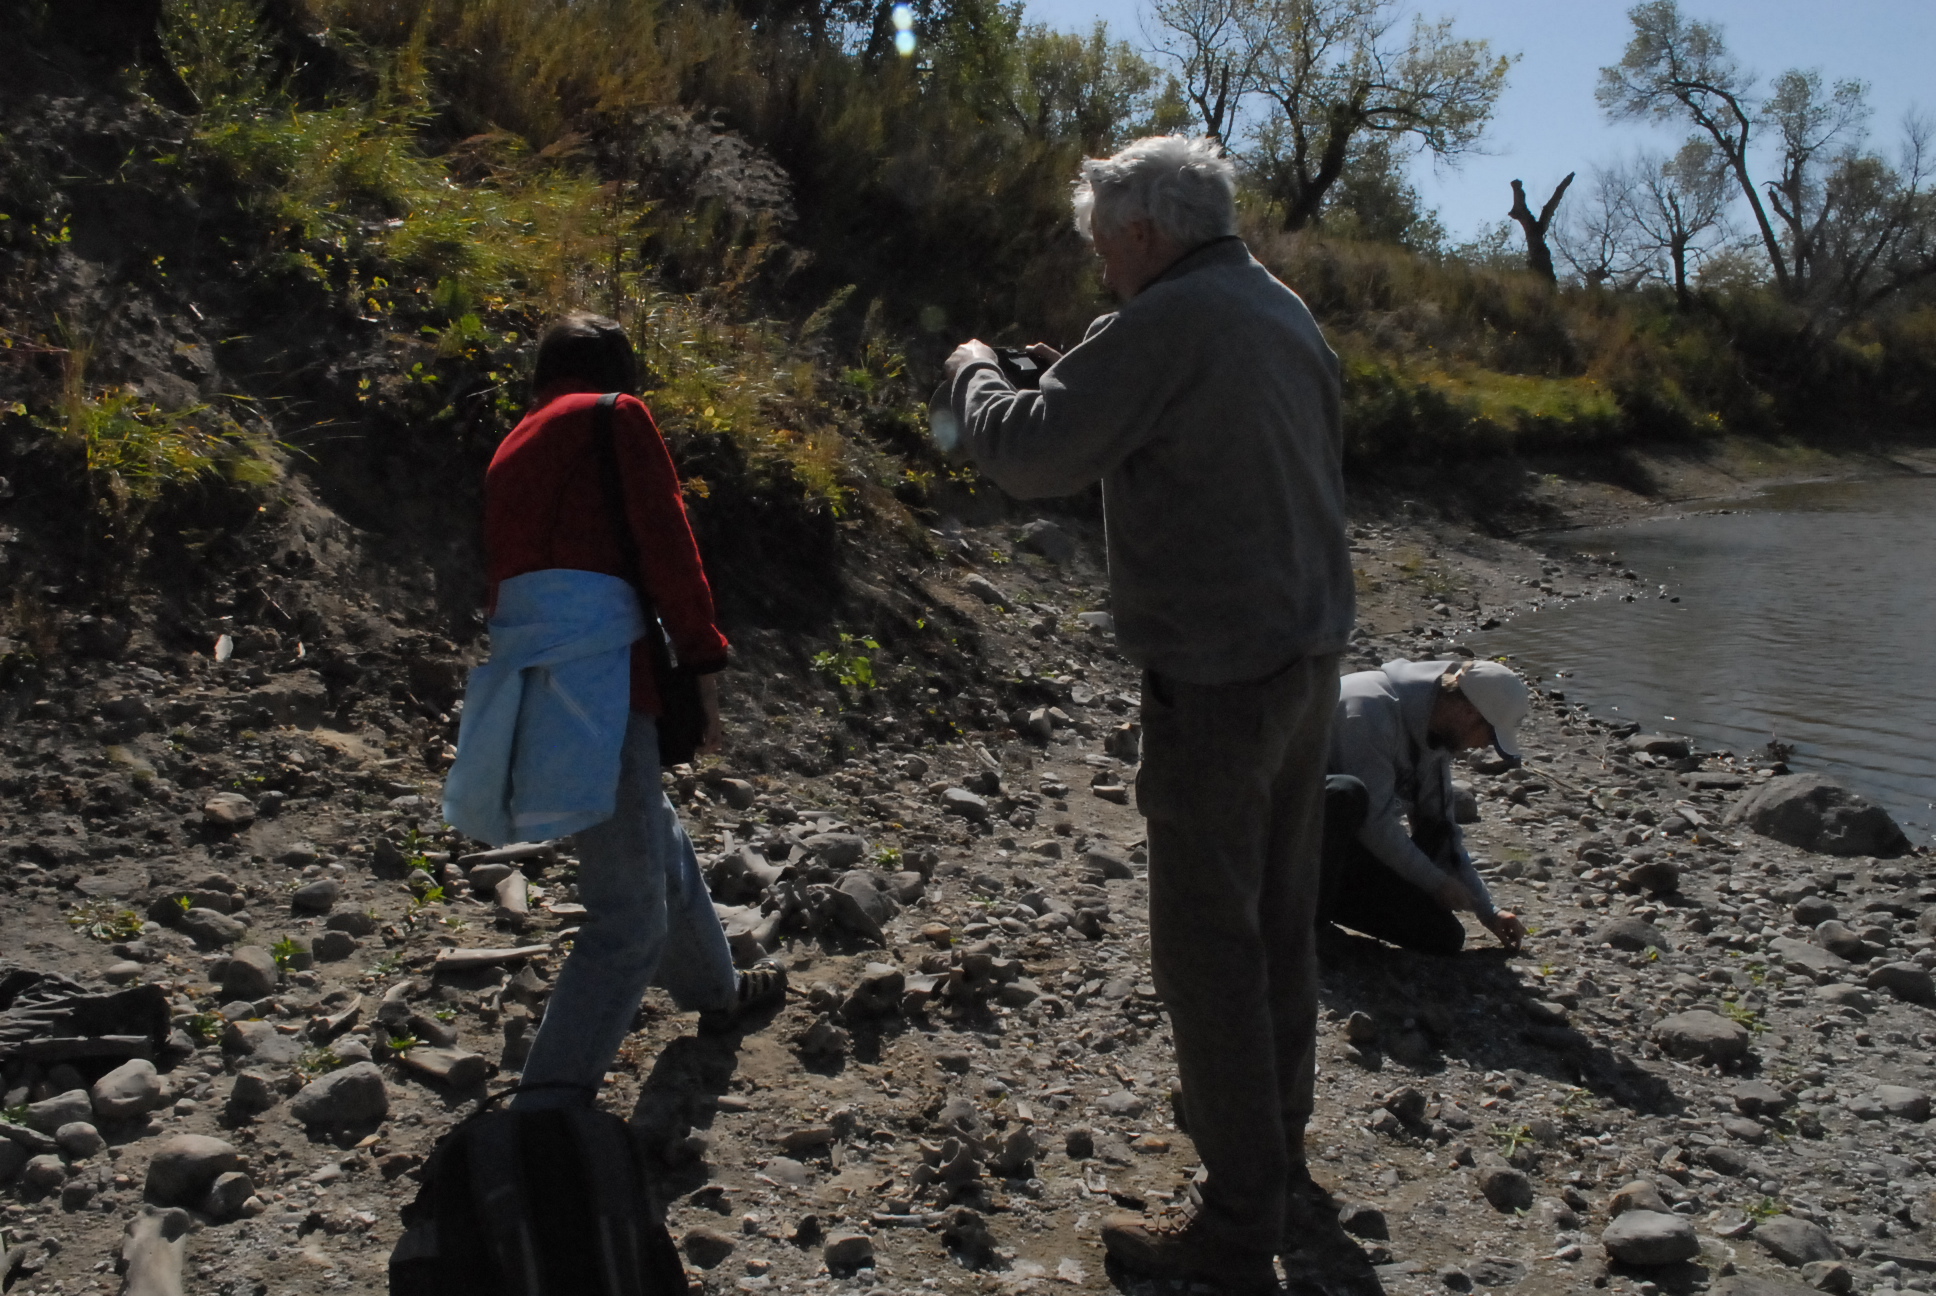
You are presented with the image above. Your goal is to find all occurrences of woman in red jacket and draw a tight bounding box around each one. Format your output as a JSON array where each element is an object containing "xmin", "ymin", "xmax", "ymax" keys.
[{"xmin": 485, "ymin": 313, "xmax": 786, "ymax": 1107}]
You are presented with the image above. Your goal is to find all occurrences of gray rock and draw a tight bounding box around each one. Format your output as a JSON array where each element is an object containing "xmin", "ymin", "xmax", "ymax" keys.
[
  {"xmin": 1710, "ymin": 1276, "xmax": 1821, "ymax": 1296},
  {"xmin": 55, "ymin": 1122, "xmax": 105, "ymax": 1159},
  {"xmin": 1794, "ymin": 896, "xmax": 1838, "ymax": 926},
  {"xmin": 0, "ymin": 1140, "xmax": 25, "ymax": 1183},
  {"xmin": 682, "ymin": 1225, "xmax": 737, "ymax": 1268},
  {"xmin": 202, "ymin": 1170, "xmax": 258, "ymax": 1220},
  {"xmin": 1800, "ymin": 1260, "xmax": 1852, "ymax": 1294},
  {"xmin": 26, "ymin": 1089, "xmax": 92, "ymax": 1134},
  {"xmin": 1866, "ymin": 962, "xmax": 1936, "ymax": 1005},
  {"xmin": 315, "ymin": 930, "xmax": 359, "ymax": 961},
  {"xmin": 1754, "ymin": 1215, "xmax": 1840, "ymax": 1267},
  {"xmin": 222, "ymin": 946, "xmax": 279, "ymax": 1000},
  {"xmin": 715, "ymin": 778, "xmax": 757, "ymax": 810},
  {"xmin": 289, "ymin": 1061, "xmax": 389, "ymax": 1127},
  {"xmin": 823, "ymin": 1232, "xmax": 875, "ymax": 1269},
  {"xmin": 22, "ymin": 1153, "xmax": 67, "ymax": 1194},
  {"xmin": 228, "ymin": 1070, "xmax": 278, "ymax": 1115},
  {"xmin": 1874, "ymin": 1085, "xmax": 1930, "ymax": 1121},
  {"xmin": 961, "ymin": 574, "xmax": 1006, "ymax": 606},
  {"xmin": 1602, "ymin": 1210, "xmax": 1699, "ymax": 1266},
  {"xmin": 1064, "ymin": 1129, "xmax": 1095, "ymax": 1159},
  {"xmin": 1477, "ymin": 1164, "xmax": 1533, "ymax": 1211},
  {"xmin": 1704, "ymin": 1145, "xmax": 1751, "ymax": 1175},
  {"xmin": 1450, "ymin": 781, "xmax": 1481, "ymax": 824},
  {"xmin": 1629, "ymin": 734, "xmax": 1692, "ymax": 759},
  {"xmin": 178, "ymin": 907, "xmax": 248, "ymax": 947},
  {"xmin": 1813, "ymin": 921, "xmax": 1874, "ymax": 961},
  {"xmin": 1016, "ymin": 519, "xmax": 1077, "ymax": 564},
  {"xmin": 1654, "ymin": 1010, "xmax": 1750, "ymax": 1064},
  {"xmin": 91, "ymin": 1059, "xmax": 167, "ymax": 1121},
  {"xmin": 1768, "ymin": 935, "xmax": 1850, "ymax": 977},
  {"xmin": 291, "ymin": 879, "xmax": 340, "ymax": 913},
  {"xmin": 1097, "ymin": 1091, "xmax": 1147, "ymax": 1118},
  {"xmin": 763, "ymin": 1156, "xmax": 811, "ymax": 1186},
  {"xmin": 1725, "ymin": 774, "xmax": 1910, "ymax": 857},
  {"xmin": 222, "ymin": 1019, "xmax": 303, "ymax": 1064},
  {"xmin": 325, "ymin": 910, "xmax": 379, "ymax": 937},
  {"xmin": 202, "ymin": 791, "xmax": 258, "ymax": 828},
  {"xmin": 1607, "ymin": 1181, "xmax": 1672, "ymax": 1217},
  {"xmin": 940, "ymin": 788, "xmax": 989, "ymax": 822},
  {"xmin": 1595, "ymin": 917, "xmax": 1671, "ymax": 952},
  {"xmin": 1734, "ymin": 1082, "xmax": 1792, "ymax": 1117},
  {"xmin": 144, "ymin": 1134, "xmax": 243, "ymax": 1206},
  {"xmin": 805, "ymin": 833, "xmax": 868, "ymax": 868},
  {"xmin": 1339, "ymin": 1203, "xmax": 1389, "ymax": 1240},
  {"xmin": 0, "ymin": 1120, "xmax": 57, "ymax": 1155}
]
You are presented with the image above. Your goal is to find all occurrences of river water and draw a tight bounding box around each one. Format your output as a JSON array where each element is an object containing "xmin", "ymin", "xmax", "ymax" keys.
[{"xmin": 1477, "ymin": 475, "xmax": 1936, "ymax": 845}]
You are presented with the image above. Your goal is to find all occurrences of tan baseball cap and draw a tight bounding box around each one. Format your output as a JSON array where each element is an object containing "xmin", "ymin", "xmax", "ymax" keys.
[{"xmin": 1456, "ymin": 661, "xmax": 1530, "ymax": 760}]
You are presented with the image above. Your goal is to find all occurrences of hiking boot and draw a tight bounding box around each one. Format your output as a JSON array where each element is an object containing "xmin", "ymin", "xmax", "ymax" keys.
[
  {"xmin": 698, "ymin": 962, "xmax": 789, "ymax": 1035},
  {"xmin": 1100, "ymin": 1214, "xmax": 1280, "ymax": 1294},
  {"xmin": 1280, "ymin": 1171, "xmax": 1384, "ymax": 1296}
]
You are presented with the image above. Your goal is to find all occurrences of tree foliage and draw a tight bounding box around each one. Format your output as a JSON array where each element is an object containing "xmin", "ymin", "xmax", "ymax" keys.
[{"xmin": 1598, "ymin": 0, "xmax": 1936, "ymax": 324}]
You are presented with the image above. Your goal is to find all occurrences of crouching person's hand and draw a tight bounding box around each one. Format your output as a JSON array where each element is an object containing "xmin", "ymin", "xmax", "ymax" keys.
[
  {"xmin": 944, "ymin": 339, "xmax": 997, "ymax": 384},
  {"xmin": 1485, "ymin": 910, "xmax": 1527, "ymax": 952},
  {"xmin": 698, "ymin": 674, "xmax": 725, "ymax": 756}
]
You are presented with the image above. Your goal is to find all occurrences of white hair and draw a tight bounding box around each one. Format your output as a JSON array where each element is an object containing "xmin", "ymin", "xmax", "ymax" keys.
[{"xmin": 1071, "ymin": 136, "xmax": 1237, "ymax": 247}]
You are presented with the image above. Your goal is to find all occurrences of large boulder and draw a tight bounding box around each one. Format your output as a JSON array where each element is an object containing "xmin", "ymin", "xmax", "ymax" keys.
[{"xmin": 1725, "ymin": 774, "xmax": 1909, "ymax": 857}]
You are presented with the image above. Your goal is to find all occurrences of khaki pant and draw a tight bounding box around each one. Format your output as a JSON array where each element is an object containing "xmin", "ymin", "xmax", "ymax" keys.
[{"xmin": 1136, "ymin": 654, "xmax": 1339, "ymax": 1256}]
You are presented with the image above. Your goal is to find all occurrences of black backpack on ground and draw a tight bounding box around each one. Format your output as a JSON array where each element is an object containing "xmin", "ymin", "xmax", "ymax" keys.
[{"xmin": 388, "ymin": 1088, "xmax": 687, "ymax": 1296}]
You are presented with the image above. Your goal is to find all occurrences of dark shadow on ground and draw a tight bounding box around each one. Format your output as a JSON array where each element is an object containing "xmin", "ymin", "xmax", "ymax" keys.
[{"xmin": 1316, "ymin": 922, "xmax": 1682, "ymax": 1118}]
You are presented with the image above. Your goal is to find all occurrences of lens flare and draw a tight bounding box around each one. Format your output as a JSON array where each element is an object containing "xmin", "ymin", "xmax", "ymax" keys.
[
  {"xmin": 890, "ymin": 3, "xmax": 914, "ymax": 29},
  {"xmin": 894, "ymin": 28, "xmax": 917, "ymax": 56}
]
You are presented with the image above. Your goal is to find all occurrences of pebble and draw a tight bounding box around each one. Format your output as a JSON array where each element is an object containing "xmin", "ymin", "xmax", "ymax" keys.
[
  {"xmin": 1873, "ymin": 1085, "xmax": 1930, "ymax": 1121},
  {"xmin": 1476, "ymin": 1164, "xmax": 1532, "ymax": 1211},
  {"xmin": 202, "ymin": 791, "xmax": 258, "ymax": 827},
  {"xmin": 291, "ymin": 878, "xmax": 341, "ymax": 913},
  {"xmin": 22, "ymin": 1154, "xmax": 67, "ymax": 1194}
]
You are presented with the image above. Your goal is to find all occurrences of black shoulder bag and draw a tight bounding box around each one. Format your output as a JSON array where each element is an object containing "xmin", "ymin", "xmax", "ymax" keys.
[{"xmin": 590, "ymin": 393, "xmax": 709, "ymax": 769}]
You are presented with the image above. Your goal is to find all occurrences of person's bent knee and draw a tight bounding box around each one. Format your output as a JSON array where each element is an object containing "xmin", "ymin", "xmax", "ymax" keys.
[{"xmin": 1323, "ymin": 775, "xmax": 1368, "ymax": 833}]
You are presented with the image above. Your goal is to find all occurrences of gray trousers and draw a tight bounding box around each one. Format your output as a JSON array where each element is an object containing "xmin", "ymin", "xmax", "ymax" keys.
[{"xmin": 1136, "ymin": 654, "xmax": 1339, "ymax": 1256}]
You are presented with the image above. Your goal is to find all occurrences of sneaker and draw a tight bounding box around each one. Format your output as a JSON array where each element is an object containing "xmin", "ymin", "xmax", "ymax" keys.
[
  {"xmin": 698, "ymin": 962, "xmax": 789, "ymax": 1035},
  {"xmin": 1100, "ymin": 1214, "xmax": 1280, "ymax": 1293},
  {"xmin": 1280, "ymin": 1171, "xmax": 1383, "ymax": 1296}
]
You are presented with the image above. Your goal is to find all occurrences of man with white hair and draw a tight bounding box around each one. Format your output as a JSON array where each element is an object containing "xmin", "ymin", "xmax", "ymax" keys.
[
  {"xmin": 940, "ymin": 136, "xmax": 1357, "ymax": 1294},
  {"xmin": 1323, "ymin": 659, "xmax": 1532, "ymax": 954}
]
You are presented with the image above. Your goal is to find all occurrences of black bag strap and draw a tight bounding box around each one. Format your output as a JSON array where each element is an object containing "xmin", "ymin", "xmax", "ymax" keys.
[{"xmin": 591, "ymin": 394, "xmax": 681, "ymax": 673}]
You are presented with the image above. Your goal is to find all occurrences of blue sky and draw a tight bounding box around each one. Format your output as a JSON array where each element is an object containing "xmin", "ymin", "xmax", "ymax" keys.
[{"xmin": 1017, "ymin": 0, "xmax": 1936, "ymax": 241}]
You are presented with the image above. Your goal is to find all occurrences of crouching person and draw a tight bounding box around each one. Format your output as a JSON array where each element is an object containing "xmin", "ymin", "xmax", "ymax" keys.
[
  {"xmin": 1321, "ymin": 659, "xmax": 1531, "ymax": 955},
  {"xmin": 444, "ymin": 312, "xmax": 785, "ymax": 1111}
]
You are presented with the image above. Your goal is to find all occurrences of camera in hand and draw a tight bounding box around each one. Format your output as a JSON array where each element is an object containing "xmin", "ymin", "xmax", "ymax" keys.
[{"xmin": 995, "ymin": 347, "xmax": 1043, "ymax": 389}]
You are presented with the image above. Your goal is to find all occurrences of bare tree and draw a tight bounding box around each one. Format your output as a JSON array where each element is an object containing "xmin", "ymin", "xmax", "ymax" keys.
[
  {"xmin": 1142, "ymin": 0, "xmax": 1266, "ymax": 142},
  {"xmin": 1596, "ymin": 0, "xmax": 1792, "ymax": 296},
  {"xmin": 1144, "ymin": 0, "xmax": 1511, "ymax": 230},
  {"xmin": 1507, "ymin": 173, "xmax": 1573, "ymax": 282},
  {"xmin": 1627, "ymin": 139, "xmax": 1732, "ymax": 305}
]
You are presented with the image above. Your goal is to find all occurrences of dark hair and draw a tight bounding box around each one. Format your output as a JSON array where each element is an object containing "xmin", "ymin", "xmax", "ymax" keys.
[{"xmin": 532, "ymin": 311, "xmax": 639, "ymax": 394}]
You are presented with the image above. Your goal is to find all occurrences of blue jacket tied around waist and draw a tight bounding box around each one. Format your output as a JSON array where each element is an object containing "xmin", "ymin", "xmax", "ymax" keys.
[{"xmin": 443, "ymin": 569, "xmax": 647, "ymax": 846}]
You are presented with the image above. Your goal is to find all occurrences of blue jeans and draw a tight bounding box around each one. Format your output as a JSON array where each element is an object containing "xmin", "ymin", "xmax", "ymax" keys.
[{"xmin": 512, "ymin": 713, "xmax": 738, "ymax": 1109}]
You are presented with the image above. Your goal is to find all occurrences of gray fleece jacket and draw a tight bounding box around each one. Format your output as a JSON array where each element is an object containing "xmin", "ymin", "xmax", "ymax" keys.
[
  {"xmin": 947, "ymin": 237, "xmax": 1354, "ymax": 685},
  {"xmin": 1330, "ymin": 659, "xmax": 1498, "ymax": 920}
]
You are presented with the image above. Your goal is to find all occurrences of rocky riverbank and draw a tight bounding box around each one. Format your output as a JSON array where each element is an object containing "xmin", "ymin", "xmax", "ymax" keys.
[{"xmin": 2, "ymin": 490, "xmax": 1932, "ymax": 1296}]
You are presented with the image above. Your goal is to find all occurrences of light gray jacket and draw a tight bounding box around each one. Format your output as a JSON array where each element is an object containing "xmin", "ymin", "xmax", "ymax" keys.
[
  {"xmin": 1331, "ymin": 659, "xmax": 1497, "ymax": 919},
  {"xmin": 947, "ymin": 237, "xmax": 1354, "ymax": 684}
]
